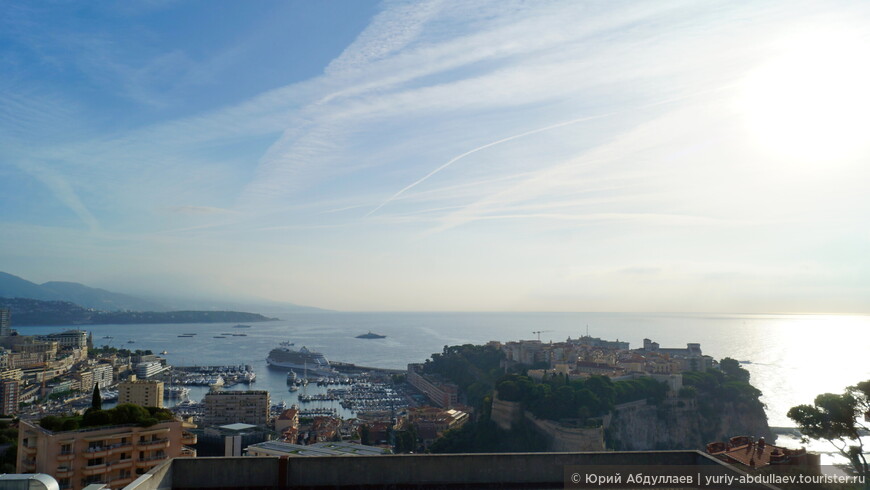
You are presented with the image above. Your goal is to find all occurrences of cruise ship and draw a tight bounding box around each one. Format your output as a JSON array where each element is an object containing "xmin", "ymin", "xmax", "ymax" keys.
[{"xmin": 266, "ymin": 342, "xmax": 336, "ymax": 377}]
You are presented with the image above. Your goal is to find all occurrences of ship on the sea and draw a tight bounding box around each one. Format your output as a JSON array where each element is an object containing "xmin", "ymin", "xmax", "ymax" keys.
[
  {"xmin": 266, "ymin": 342, "xmax": 335, "ymax": 376},
  {"xmin": 355, "ymin": 331, "xmax": 386, "ymax": 339}
]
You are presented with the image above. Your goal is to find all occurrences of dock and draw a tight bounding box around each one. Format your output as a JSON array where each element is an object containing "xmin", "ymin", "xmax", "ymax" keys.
[{"xmin": 330, "ymin": 361, "xmax": 405, "ymax": 375}]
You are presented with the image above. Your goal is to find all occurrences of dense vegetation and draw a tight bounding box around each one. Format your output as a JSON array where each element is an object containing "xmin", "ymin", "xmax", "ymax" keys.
[
  {"xmin": 90, "ymin": 346, "xmax": 153, "ymax": 358},
  {"xmin": 2, "ymin": 297, "xmax": 274, "ymax": 325},
  {"xmin": 421, "ymin": 344, "xmax": 505, "ymax": 409},
  {"xmin": 38, "ymin": 404, "xmax": 174, "ymax": 431},
  {"xmin": 682, "ymin": 358, "xmax": 763, "ymax": 411},
  {"xmin": 429, "ymin": 417, "xmax": 548, "ymax": 453},
  {"xmin": 497, "ymin": 373, "xmax": 667, "ymax": 423},
  {"xmin": 0, "ymin": 421, "xmax": 18, "ymax": 474},
  {"xmin": 788, "ymin": 380, "xmax": 870, "ymax": 480}
]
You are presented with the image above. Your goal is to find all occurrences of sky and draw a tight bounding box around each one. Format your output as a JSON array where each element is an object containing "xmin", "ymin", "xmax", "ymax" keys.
[{"xmin": 2, "ymin": 0, "xmax": 870, "ymax": 313}]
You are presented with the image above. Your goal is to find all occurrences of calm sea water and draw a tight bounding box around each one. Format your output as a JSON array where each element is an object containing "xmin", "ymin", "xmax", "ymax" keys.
[{"xmin": 19, "ymin": 312, "xmax": 870, "ymax": 431}]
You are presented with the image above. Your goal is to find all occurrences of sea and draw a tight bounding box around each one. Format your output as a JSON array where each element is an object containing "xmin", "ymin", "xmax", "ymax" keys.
[{"xmin": 17, "ymin": 311, "xmax": 870, "ymax": 465}]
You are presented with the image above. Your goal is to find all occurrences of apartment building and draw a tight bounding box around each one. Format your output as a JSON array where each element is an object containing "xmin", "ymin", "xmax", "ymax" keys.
[
  {"xmin": 118, "ymin": 378, "xmax": 164, "ymax": 408},
  {"xmin": 406, "ymin": 364, "xmax": 459, "ymax": 408},
  {"xmin": 203, "ymin": 390, "xmax": 270, "ymax": 427},
  {"xmin": 0, "ymin": 379, "xmax": 19, "ymax": 415},
  {"xmin": 17, "ymin": 418, "xmax": 196, "ymax": 490}
]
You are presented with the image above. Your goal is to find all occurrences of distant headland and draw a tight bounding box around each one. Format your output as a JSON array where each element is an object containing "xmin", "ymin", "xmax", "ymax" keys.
[{"xmin": 0, "ymin": 297, "xmax": 277, "ymax": 326}]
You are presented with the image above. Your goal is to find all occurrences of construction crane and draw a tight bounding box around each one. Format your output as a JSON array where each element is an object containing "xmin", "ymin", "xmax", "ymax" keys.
[{"xmin": 531, "ymin": 330, "xmax": 553, "ymax": 341}]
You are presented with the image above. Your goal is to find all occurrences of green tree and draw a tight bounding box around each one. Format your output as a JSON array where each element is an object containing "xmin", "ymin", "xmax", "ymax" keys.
[
  {"xmin": 719, "ymin": 358, "xmax": 750, "ymax": 382},
  {"xmin": 787, "ymin": 380, "xmax": 870, "ymax": 479},
  {"xmin": 92, "ymin": 384, "xmax": 102, "ymax": 411}
]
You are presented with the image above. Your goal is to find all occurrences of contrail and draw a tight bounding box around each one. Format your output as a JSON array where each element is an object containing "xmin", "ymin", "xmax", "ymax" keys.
[
  {"xmin": 366, "ymin": 112, "xmax": 614, "ymax": 216},
  {"xmin": 366, "ymin": 84, "xmax": 737, "ymax": 217}
]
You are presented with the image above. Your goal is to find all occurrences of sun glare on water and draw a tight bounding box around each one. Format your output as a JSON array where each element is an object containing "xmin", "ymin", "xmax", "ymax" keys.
[{"xmin": 740, "ymin": 29, "xmax": 870, "ymax": 163}]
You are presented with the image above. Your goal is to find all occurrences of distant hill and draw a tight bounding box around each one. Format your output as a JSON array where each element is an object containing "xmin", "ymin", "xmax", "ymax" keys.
[
  {"xmin": 0, "ymin": 297, "xmax": 276, "ymax": 326},
  {"xmin": 0, "ymin": 271, "xmax": 330, "ymax": 314},
  {"xmin": 0, "ymin": 272, "xmax": 166, "ymax": 311}
]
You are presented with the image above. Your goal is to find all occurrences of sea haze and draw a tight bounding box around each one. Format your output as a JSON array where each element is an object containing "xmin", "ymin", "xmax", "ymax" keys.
[{"xmin": 19, "ymin": 311, "xmax": 870, "ymax": 429}]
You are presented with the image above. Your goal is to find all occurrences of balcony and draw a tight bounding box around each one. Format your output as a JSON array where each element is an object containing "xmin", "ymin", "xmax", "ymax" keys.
[
  {"xmin": 137, "ymin": 427, "xmax": 170, "ymax": 437},
  {"xmin": 20, "ymin": 444, "xmax": 37, "ymax": 455},
  {"xmin": 137, "ymin": 438, "xmax": 169, "ymax": 449},
  {"xmin": 107, "ymin": 442, "xmax": 133, "ymax": 455},
  {"xmin": 57, "ymin": 451, "xmax": 75, "ymax": 462},
  {"xmin": 181, "ymin": 431, "xmax": 197, "ymax": 445},
  {"xmin": 136, "ymin": 455, "xmax": 166, "ymax": 469},
  {"xmin": 107, "ymin": 458, "xmax": 133, "ymax": 470},
  {"xmin": 20, "ymin": 458, "xmax": 36, "ymax": 471},
  {"xmin": 110, "ymin": 476, "xmax": 135, "ymax": 487},
  {"xmin": 82, "ymin": 447, "xmax": 110, "ymax": 458},
  {"xmin": 81, "ymin": 463, "xmax": 108, "ymax": 476},
  {"xmin": 180, "ymin": 446, "xmax": 197, "ymax": 458},
  {"xmin": 55, "ymin": 466, "xmax": 74, "ymax": 478}
]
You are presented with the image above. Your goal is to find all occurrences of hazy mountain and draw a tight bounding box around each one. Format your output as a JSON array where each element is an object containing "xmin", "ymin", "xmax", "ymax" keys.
[
  {"xmin": 0, "ymin": 272, "xmax": 166, "ymax": 311},
  {"xmin": 0, "ymin": 271, "xmax": 330, "ymax": 315},
  {"xmin": 139, "ymin": 295, "xmax": 330, "ymax": 316}
]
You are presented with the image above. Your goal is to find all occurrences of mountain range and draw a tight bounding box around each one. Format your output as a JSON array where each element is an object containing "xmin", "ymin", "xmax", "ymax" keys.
[{"xmin": 0, "ymin": 271, "xmax": 327, "ymax": 314}]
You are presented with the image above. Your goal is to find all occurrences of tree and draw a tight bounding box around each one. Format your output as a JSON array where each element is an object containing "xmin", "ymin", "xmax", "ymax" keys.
[
  {"xmin": 359, "ymin": 424, "xmax": 370, "ymax": 445},
  {"xmin": 92, "ymin": 384, "xmax": 102, "ymax": 411},
  {"xmin": 788, "ymin": 380, "xmax": 870, "ymax": 479}
]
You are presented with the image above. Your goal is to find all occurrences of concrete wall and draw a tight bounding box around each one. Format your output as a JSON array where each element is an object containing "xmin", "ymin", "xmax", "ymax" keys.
[
  {"xmin": 523, "ymin": 412, "xmax": 605, "ymax": 451},
  {"xmin": 489, "ymin": 396, "xmax": 523, "ymax": 431},
  {"xmin": 123, "ymin": 452, "xmax": 779, "ymax": 489},
  {"xmin": 127, "ymin": 457, "xmax": 280, "ymax": 490}
]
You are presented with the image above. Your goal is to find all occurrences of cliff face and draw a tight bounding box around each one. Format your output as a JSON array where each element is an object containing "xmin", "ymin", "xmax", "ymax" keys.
[{"xmin": 606, "ymin": 397, "xmax": 771, "ymax": 451}]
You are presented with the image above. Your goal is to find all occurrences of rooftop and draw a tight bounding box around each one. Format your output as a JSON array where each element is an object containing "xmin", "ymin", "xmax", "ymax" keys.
[
  {"xmin": 219, "ymin": 423, "xmax": 259, "ymax": 432},
  {"xmin": 247, "ymin": 440, "xmax": 390, "ymax": 457}
]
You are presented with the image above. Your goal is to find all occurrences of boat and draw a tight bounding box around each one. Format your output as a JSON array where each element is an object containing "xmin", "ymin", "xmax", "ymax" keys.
[
  {"xmin": 232, "ymin": 333, "xmax": 247, "ymax": 336},
  {"xmin": 287, "ymin": 370, "xmax": 298, "ymax": 385},
  {"xmin": 127, "ymin": 340, "xmax": 135, "ymax": 344},
  {"xmin": 213, "ymin": 336, "xmax": 226, "ymax": 339},
  {"xmin": 289, "ymin": 385, "xmax": 298, "ymax": 392},
  {"xmin": 160, "ymin": 350, "xmax": 168, "ymax": 355},
  {"xmin": 102, "ymin": 335, "xmax": 113, "ymax": 339},
  {"xmin": 178, "ymin": 335, "xmax": 194, "ymax": 338},
  {"xmin": 233, "ymin": 324, "xmax": 252, "ymax": 328},
  {"xmin": 266, "ymin": 342, "xmax": 335, "ymax": 376},
  {"xmin": 356, "ymin": 331, "xmax": 387, "ymax": 339}
]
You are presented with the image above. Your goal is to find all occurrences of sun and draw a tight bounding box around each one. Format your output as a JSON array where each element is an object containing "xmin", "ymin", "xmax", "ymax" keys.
[{"xmin": 740, "ymin": 29, "xmax": 870, "ymax": 163}]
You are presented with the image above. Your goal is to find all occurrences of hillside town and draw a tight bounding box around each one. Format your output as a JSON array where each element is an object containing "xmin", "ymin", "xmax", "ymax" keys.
[{"xmin": 1, "ymin": 307, "xmax": 823, "ymax": 490}]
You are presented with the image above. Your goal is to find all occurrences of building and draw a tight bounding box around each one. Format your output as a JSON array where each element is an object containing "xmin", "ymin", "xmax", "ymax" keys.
[
  {"xmin": 0, "ymin": 308, "xmax": 10, "ymax": 336},
  {"xmin": 118, "ymin": 378, "xmax": 164, "ymax": 408},
  {"xmin": 0, "ymin": 379, "xmax": 19, "ymax": 415},
  {"xmin": 569, "ymin": 335, "xmax": 630, "ymax": 350},
  {"xmin": 17, "ymin": 417, "xmax": 196, "ymax": 490},
  {"xmin": 133, "ymin": 361, "xmax": 168, "ymax": 379},
  {"xmin": 275, "ymin": 408, "xmax": 299, "ymax": 440},
  {"xmin": 39, "ymin": 330, "xmax": 87, "ymax": 351},
  {"xmin": 203, "ymin": 390, "xmax": 270, "ymax": 427},
  {"xmin": 406, "ymin": 364, "xmax": 459, "ymax": 408},
  {"xmin": 707, "ymin": 435, "xmax": 820, "ymax": 471},
  {"xmin": 196, "ymin": 423, "xmax": 272, "ymax": 457},
  {"xmin": 92, "ymin": 363, "xmax": 114, "ymax": 390}
]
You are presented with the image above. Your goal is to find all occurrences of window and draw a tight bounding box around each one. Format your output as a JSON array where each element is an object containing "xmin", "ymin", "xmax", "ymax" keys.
[
  {"xmin": 86, "ymin": 457, "xmax": 103, "ymax": 466},
  {"xmin": 60, "ymin": 443, "xmax": 72, "ymax": 454},
  {"xmin": 88, "ymin": 441, "xmax": 104, "ymax": 450},
  {"xmin": 58, "ymin": 478, "xmax": 70, "ymax": 490}
]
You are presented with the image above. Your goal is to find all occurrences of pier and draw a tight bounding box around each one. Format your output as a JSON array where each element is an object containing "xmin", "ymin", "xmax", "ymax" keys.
[{"xmin": 330, "ymin": 361, "xmax": 405, "ymax": 375}]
